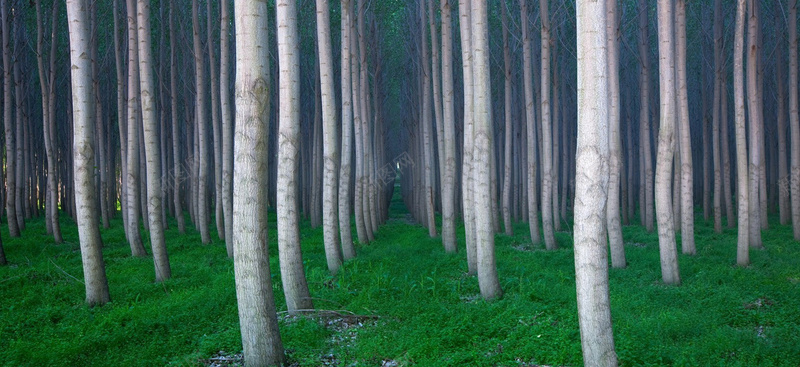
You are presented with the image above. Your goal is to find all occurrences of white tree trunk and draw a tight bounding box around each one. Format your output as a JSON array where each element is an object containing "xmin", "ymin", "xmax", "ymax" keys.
[
  {"xmin": 66, "ymin": 0, "xmax": 111, "ymax": 307},
  {"xmin": 606, "ymin": 0, "xmax": 625, "ymax": 268},
  {"xmin": 338, "ymin": 0, "xmax": 356, "ymax": 262},
  {"xmin": 193, "ymin": 0, "xmax": 210, "ymax": 244},
  {"xmin": 138, "ymin": 0, "xmax": 170, "ymax": 281},
  {"xmin": 317, "ymin": 0, "xmax": 344, "ymax": 271},
  {"xmin": 790, "ymin": 0, "xmax": 800, "ymax": 240},
  {"xmin": 676, "ymin": 0, "xmax": 694, "ymax": 255},
  {"xmin": 471, "ymin": 0, "xmax": 501, "ymax": 300},
  {"xmin": 459, "ymin": 0, "xmax": 477, "ymax": 274},
  {"xmin": 655, "ymin": 0, "xmax": 680, "ymax": 285},
  {"xmin": 575, "ymin": 1, "xmax": 618, "ymax": 364},
  {"xmin": 734, "ymin": 0, "xmax": 749, "ymax": 266},
  {"xmin": 126, "ymin": 0, "xmax": 147, "ymax": 257},
  {"xmin": 440, "ymin": 0, "xmax": 457, "ymax": 253},
  {"xmin": 519, "ymin": 0, "xmax": 540, "ymax": 247},
  {"xmin": 276, "ymin": 0, "xmax": 313, "ymax": 314},
  {"xmin": 540, "ymin": 0, "xmax": 556, "ymax": 250},
  {"xmin": 232, "ymin": 1, "xmax": 284, "ymax": 364}
]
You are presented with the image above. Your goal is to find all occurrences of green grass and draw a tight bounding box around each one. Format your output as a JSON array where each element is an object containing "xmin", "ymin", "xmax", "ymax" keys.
[{"xmin": 1, "ymin": 195, "xmax": 799, "ymax": 366}]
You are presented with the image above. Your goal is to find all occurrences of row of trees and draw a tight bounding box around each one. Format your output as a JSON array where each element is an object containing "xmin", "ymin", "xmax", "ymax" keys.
[{"xmin": 2, "ymin": 0, "xmax": 800, "ymax": 365}]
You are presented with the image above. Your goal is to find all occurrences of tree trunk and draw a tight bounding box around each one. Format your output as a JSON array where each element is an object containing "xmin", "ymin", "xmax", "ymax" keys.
[
  {"xmin": 606, "ymin": 0, "xmax": 625, "ymax": 268},
  {"xmin": 317, "ymin": 0, "xmax": 343, "ymax": 272},
  {"xmin": 232, "ymin": 1, "xmax": 285, "ymax": 364},
  {"xmin": 339, "ymin": 0, "xmax": 356, "ymax": 261},
  {"xmin": 734, "ymin": 0, "xmax": 749, "ymax": 266},
  {"xmin": 221, "ymin": 0, "xmax": 233, "ymax": 254},
  {"xmin": 125, "ymin": 0, "xmax": 147, "ymax": 257},
  {"xmin": 170, "ymin": 3, "xmax": 186, "ymax": 235},
  {"xmin": 112, "ymin": 0, "xmax": 128, "ymax": 239},
  {"xmin": 655, "ymin": 0, "xmax": 680, "ymax": 285},
  {"xmin": 420, "ymin": 0, "xmax": 437, "ymax": 238},
  {"xmin": 66, "ymin": 0, "xmax": 110, "ymax": 307},
  {"xmin": 459, "ymin": 0, "xmax": 477, "ymax": 274},
  {"xmin": 193, "ymin": 0, "xmax": 210, "ymax": 244},
  {"xmin": 676, "ymin": 0, "xmax": 694, "ymax": 255},
  {"xmin": 540, "ymin": 0, "xmax": 556, "ymax": 250},
  {"xmin": 471, "ymin": 0, "xmax": 501, "ymax": 300},
  {"xmin": 501, "ymin": 1, "xmax": 513, "ymax": 236},
  {"xmin": 440, "ymin": 0, "xmax": 457, "ymax": 253},
  {"xmin": 712, "ymin": 0, "xmax": 723, "ymax": 233},
  {"xmin": 276, "ymin": 0, "xmax": 314, "ymax": 314},
  {"xmin": 776, "ymin": 0, "xmax": 789, "ymax": 226},
  {"xmin": 138, "ymin": 0, "xmax": 170, "ymax": 281},
  {"xmin": 519, "ymin": 0, "xmax": 540, "ymax": 247},
  {"xmin": 1, "ymin": 0, "xmax": 20, "ymax": 237},
  {"xmin": 639, "ymin": 0, "xmax": 654, "ymax": 233},
  {"xmin": 790, "ymin": 0, "xmax": 800, "ymax": 240},
  {"xmin": 574, "ymin": 0, "xmax": 619, "ymax": 364},
  {"xmin": 207, "ymin": 0, "xmax": 223, "ymax": 241},
  {"xmin": 746, "ymin": 0, "xmax": 762, "ymax": 249}
]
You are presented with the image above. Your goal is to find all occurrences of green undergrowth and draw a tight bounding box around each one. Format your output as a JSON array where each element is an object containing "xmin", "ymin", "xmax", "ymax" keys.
[{"xmin": 1, "ymin": 197, "xmax": 799, "ymax": 366}]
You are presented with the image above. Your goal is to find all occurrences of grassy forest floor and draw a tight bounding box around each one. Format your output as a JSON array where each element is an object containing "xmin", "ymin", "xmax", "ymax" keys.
[{"xmin": 1, "ymin": 192, "xmax": 800, "ymax": 366}]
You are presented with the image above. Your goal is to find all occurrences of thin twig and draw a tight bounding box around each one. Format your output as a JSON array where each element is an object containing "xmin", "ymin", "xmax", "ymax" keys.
[{"xmin": 49, "ymin": 259, "xmax": 84, "ymax": 285}]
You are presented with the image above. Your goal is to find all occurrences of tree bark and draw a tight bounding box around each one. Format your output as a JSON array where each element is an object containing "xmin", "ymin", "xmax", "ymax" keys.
[
  {"xmin": 1, "ymin": 0, "xmax": 20, "ymax": 237},
  {"xmin": 221, "ymin": 0, "xmax": 233, "ymax": 254},
  {"xmin": 655, "ymin": 0, "xmax": 680, "ymax": 285},
  {"xmin": 170, "ymin": 2, "xmax": 186, "ymax": 235},
  {"xmin": 207, "ymin": 0, "xmax": 223, "ymax": 241},
  {"xmin": 776, "ymin": 0, "xmax": 789, "ymax": 226},
  {"xmin": 790, "ymin": 0, "xmax": 800, "ymax": 240},
  {"xmin": 193, "ymin": 0, "xmax": 210, "ymax": 244},
  {"xmin": 639, "ymin": 0, "xmax": 654, "ymax": 233},
  {"xmin": 519, "ymin": 0, "xmax": 540, "ymax": 247},
  {"xmin": 471, "ymin": 0, "xmax": 501, "ymax": 300},
  {"xmin": 420, "ymin": 0, "xmax": 437, "ymax": 238},
  {"xmin": 575, "ymin": 0, "xmax": 618, "ymax": 364},
  {"xmin": 277, "ymin": 0, "xmax": 314, "ymax": 314},
  {"xmin": 734, "ymin": 0, "xmax": 749, "ymax": 266},
  {"xmin": 138, "ymin": 0, "xmax": 170, "ymax": 281},
  {"xmin": 459, "ymin": 0, "xmax": 477, "ymax": 273},
  {"xmin": 606, "ymin": 0, "xmax": 625, "ymax": 268},
  {"xmin": 676, "ymin": 0, "xmax": 694, "ymax": 255},
  {"xmin": 540, "ymin": 0, "xmax": 556, "ymax": 250},
  {"xmin": 440, "ymin": 0, "xmax": 457, "ymax": 253},
  {"xmin": 126, "ymin": 0, "xmax": 146, "ymax": 256},
  {"xmin": 338, "ymin": 0, "xmax": 356, "ymax": 261},
  {"xmin": 317, "ymin": 0, "xmax": 343, "ymax": 272},
  {"xmin": 501, "ymin": 1, "xmax": 513, "ymax": 236},
  {"xmin": 746, "ymin": 0, "xmax": 762, "ymax": 249},
  {"xmin": 66, "ymin": 0, "xmax": 111, "ymax": 307},
  {"xmin": 232, "ymin": 0, "xmax": 285, "ymax": 364},
  {"xmin": 712, "ymin": 0, "xmax": 723, "ymax": 233}
]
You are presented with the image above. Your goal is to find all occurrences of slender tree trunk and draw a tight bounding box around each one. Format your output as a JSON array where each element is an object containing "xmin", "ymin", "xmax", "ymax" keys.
[
  {"xmin": 575, "ymin": 0, "xmax": 618, "ymax": 364},
  {"xmin": 721, "ymin": 76, "xmax": 735, "ymax": 228},
  {"xmin": 734, "ymin": 0, "xmax": 749, "ymax": 266},
  {"xmin": 206, "ymin": 0, "xmax": 223, "ymax": 241},
  {"xmin": 420, "ymin": 0, "xmax": 437, "ymax": 238},
  {"xmin": 2, "ymin": 0, "xmax": 20, "ymax": 237},
  {"xmin": 138, "ymin": 0, "xmax": 170, "ymax": 281},
  {"xmin": 90, "ymin": 2, "xmax": 109, "ymax": 229},
  {"xmin": 501, "ymin": 1, "xmax": 513, "ymax": 236},
  {"xmin": 193, "ymin": 0, "xmax": 211, "ymax": 244},
  {"xmin": 276, "ymin": 0, "xmax": 314, "ymax": 314},
  {"xmin": 712, "ymin": 0, "xmax": 723, "ymax": 233},
  {"xmin": 639, "ymin": 0, "xmax": 654, "ymax": 233},
  {"xmin": 471, "ymin": 0, "xmax": 501, "ymax": 300},
  {"xmin": 520, "ymin": 0, "xmax": 540, "ymax": 246},
  {"xmin": 170, "ymin": 3, "xmax": 186, "ymax": 235},
  {"xmin": 221, "ymin": 0, "xmax": 233, "ymax": 254},
  {"xmin": 440, "ymin": 0, "xmax": 457, "ymax": 253},
  {"xmin": 676, "ymin": 0, "xmax": 694, "ymax": 254},
  {"xmin": 317, "ymin": 0, "xmax": 343, "ymax": 272},
  {"xmin": 540, "ymin": 0, "xmax": 556, "ymax": 250},
  {"xmin": 428, "ymin": 0, "xmax": 445, "ymax": 235},
  {"xmin": 66, "ymin": 0, "xmax": 110, "ymax": 307},
  {"xmin": 606, "ymin": 0, "xmax": 625, "ymax": 268},
  {"xmin": 125, "ymin": 0, "xmax": 146, "ymax": 257},
  {"xmin": 232, "ymin": 1, "xmax": 285, "ymax": 364},
  {"xmin": 655, "ymin": 0, "xmax": 680, "ymax": 285},
  {"xmin": 790, "ymin": 0, "xmax": 800, "ymax": 240},
  {"xmin": 339, "ymin": 0, "xmax": 356, "ymax": 261},
  {"xmin": 459, "ymin": 0, "xmax": 477, "ymax": 273},
  {"xmin": 113, "ymin": 0, "xmax": 129, "ymax": 239},
  {"xmin": 746, "ymin": 0, "xmax": 762, "ymax": 249},
  {"xmin": 776, "ymin": 0, "xmax": 789, "ymax": 226}
]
